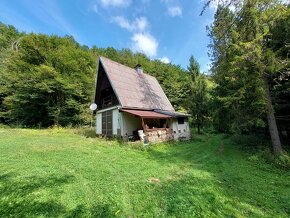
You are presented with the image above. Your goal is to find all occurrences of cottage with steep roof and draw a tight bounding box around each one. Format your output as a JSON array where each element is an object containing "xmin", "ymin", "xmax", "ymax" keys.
[{"xmin": 93, "ymin": 56, "xmax": 190, "ymax": 143}]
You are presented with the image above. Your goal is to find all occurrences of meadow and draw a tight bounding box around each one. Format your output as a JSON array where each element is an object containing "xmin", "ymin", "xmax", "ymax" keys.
[{"xmin": 0, "ymin": 128, "xmax": 289, "ymax": 217}]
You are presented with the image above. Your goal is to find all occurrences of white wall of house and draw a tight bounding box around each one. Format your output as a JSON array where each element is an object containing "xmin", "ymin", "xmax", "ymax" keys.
[
  {"xmin": 169, "ymin": 118, "xmax": 190, "ymax": 140},
  {"xmin": 96, "ymin": 112, "xmax": 102, "ymax": 134},
  {"xmin": 112, "ymin": 109, "xmax": 120, "ymax": 135},
  {"xmin": 120, "ymin": 112, "xmax": 142, "ymax": 137},
  {"xmin": 96, "ymin": 108, "xmax": 142, "ymax": 137}
]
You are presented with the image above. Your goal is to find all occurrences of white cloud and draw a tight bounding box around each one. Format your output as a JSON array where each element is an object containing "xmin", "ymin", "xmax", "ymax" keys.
[
  {"xmin": 111, "ymin": 14, "xmax": 158, "ymax": 57},
  {"xmin": 135, "ymin": 17, "xmax": 148, "ymax": 32},
  {"xmin": 160, "ymin": 56, "xmax": 170, "ymax": 64},
  {"xmin": 161, "ymin": 0, "xmax": 182, "ymax": 17},
  {"xmin": 112, "ymin": 16, "xmax": 132, "ymax": 31},
  {"xmin": 112, "ymin": 16, "xmax": 148, "ymax": 32},
  {"xmin": 100, "ymin": 0, "xmax": 131, "ymax": 7},
  {"xmin": 208, "ymin": 0, "xmax": 219, "ymax": 10},
  {"xmin": 131, "ymin": 33, "xmax": 158, "ymax": 57},
  {"xmin": 168, "ymin": 6, "xmax": 182, "ymax": 17},
  {"xmin": 281, "ymin": 0, "xmax": 289, "ymax": 4}
]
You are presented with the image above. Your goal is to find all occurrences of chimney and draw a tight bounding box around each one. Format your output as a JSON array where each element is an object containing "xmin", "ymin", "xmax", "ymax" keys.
[{"xmin": 135, "ymin": 64, "xmax": 143, "ymax": 74}]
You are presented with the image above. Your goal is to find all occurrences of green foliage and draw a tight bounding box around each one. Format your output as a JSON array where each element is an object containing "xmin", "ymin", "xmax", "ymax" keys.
[
  {"xmin": 188, "ymin": 75, "xmax": 210, "ymax": 134},
  {"xmin": 209, "ymin": 1, "xmax": 290, "ymax": 137},
  {"xmin": 276, "ymin": 152, "xmax": 290, "ymax": 169},
  {"xmin": 186, "ymin": 56, "xmax": 212, "ymax": 134},
  {"xmin": 268, "ymin": 8, "xmax": 290, "ymax": 146},
  {"xmin": 0, "ymin": 22, "xmax": 191, "ymax": 126},
  {"xmin": 187, "ymin": 55, "xmax": 200, "ymax": 81},
  {"xmin": 230, "ymin": 134, "xmax": 270, "ymax": 150},
  {"xmin": 0, "ymin": 32, "xmax": 95, "ymax": 126},
  {"xmin": 248, "ymin": 147, "xmax": 290, "ymax": 170},
  {"xmin": 0, "ymin": 128, "xmax": 289, "ymax": 217},
  {"xmin": 0, "ymin": 22, "xmax": 24, "ymax": 123}
]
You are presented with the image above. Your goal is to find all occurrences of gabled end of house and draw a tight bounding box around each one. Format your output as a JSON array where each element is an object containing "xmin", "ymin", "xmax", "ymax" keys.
[{"xmin": 94, "ymin": 56, "xmax": 190, "ymax": 143}]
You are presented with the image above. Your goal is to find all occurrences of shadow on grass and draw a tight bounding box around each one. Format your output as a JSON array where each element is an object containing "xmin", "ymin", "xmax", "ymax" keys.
[
  {"xmin": 146, "ymin": 136, "xmax": 290, "ymax": 217},
  {"xmin": 156, "ymin": 174, "xmax": 244, "ymax": 217},
  {"xmin": 0, "ymin": 172, "xmax": 118, "ymax": 217},
  {"xmin": 0, "ymin": 173, "xmax": 74, "ymax": 217}
]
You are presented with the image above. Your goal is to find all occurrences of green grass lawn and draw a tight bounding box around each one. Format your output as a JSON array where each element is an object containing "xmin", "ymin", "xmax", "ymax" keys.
[{"xmin": 0, "ymin": 128, "xmax": 289, "ymax": 217}]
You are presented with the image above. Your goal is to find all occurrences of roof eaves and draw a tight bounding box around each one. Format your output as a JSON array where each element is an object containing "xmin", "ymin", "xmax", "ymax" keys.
[{"xmin": 154, "ymin": 109, "xmax": 190, "ymax": 117}]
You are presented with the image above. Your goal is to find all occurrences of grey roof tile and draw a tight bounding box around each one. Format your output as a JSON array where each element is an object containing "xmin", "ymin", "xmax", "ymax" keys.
[{"xmin": 100, "ymin": 57, "xmax": 175, "ymax": 112}]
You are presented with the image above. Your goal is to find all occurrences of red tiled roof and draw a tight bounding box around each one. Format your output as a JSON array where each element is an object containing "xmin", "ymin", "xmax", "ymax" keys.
[
  {"xmin": 100, "ymin": 57, "xmax": 175, "ymax": 112},
  {"xmin": 120, "ymin": 109, "xmax": 171, "ymax": 118}
]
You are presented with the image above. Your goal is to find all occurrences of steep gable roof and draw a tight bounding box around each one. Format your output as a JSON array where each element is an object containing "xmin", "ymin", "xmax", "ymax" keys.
[{"xmin": 99, "ymin": 57, "xmax": 175, "ymax": 112}]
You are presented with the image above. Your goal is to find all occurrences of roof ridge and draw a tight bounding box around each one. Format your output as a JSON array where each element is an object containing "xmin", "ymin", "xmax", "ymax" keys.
[
  {"xmin": 99, "ymin": 56, "xmax": 155, "ymax": 79},
  {"xmin": 98, "ymin": 56, "xmax": 175, "ymax": 112}
]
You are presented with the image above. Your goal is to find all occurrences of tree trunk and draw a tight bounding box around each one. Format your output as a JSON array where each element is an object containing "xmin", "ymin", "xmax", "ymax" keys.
[{"xmin": 263, "ymin": 76, "xmax": 282, "ymax": 155}]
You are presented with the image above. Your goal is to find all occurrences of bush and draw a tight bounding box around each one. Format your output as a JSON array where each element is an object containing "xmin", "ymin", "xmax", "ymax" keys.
[
  {"xmin": 230, "ymin": 134, "xmax": 290, "ymax": 169},
  {"xmin": 275, "ymin": 152, "xmax": 290, "ymax": 169},
  {"xmin": 248, "ymin": 147, "xmax": 290, "ymax": 170}
]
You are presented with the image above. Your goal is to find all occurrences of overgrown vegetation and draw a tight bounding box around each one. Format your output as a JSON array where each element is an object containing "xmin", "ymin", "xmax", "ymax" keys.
[{"xmin": 0, "ymin": 128, "xmax": 289, "ymax": 217}]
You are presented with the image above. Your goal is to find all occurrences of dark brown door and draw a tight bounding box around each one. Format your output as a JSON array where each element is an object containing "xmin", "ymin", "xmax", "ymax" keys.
[{"xmin": 102, "ymin": 110, "xmax": 113, "ymax": 136}]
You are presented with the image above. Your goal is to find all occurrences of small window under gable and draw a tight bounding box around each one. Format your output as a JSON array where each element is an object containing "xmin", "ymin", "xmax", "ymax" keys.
[{"xmin": 178, "ymin": 117, "xmax": 185, "ymax": 124}]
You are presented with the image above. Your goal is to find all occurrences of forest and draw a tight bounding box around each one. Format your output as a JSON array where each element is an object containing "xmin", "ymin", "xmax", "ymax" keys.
[{"xmin": 0, "ymin": 0, "xmax": 289, "ymax": 156}]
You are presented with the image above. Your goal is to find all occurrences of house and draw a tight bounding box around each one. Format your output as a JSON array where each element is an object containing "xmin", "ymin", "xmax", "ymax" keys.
[{"xmin": 94, "ymin": 56, "xmax": 190, "ymax": 143}]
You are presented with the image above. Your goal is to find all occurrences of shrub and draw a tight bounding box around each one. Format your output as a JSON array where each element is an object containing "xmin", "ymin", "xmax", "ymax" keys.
[{"xmin": 275, "ymin": 152, "xmax": 290, "ymax": 169}]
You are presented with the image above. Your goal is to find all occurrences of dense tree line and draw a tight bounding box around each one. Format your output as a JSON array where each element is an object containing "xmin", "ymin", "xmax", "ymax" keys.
[
  {"xmin": 208, "ymin": 0, "xmax": 290, "ymax": 154},
  {"xmin": 0, "ymin": 26, "xmax": 96, "ymax": 127},
  {"xmin": 0, "ymin": 22, "xmax": 191, "ymax": 127}
]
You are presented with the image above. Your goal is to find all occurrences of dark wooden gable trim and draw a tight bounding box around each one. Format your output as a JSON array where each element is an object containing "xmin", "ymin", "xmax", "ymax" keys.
[{"xmin": 94, "ymin": 57, "xmax": 121, "ymax": 109}]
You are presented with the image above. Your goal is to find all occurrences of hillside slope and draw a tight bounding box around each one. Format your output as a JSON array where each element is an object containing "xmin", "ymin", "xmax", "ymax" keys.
[{"xmin": 0, "ymin": 128, "xmax": 289, "ymax": 217}]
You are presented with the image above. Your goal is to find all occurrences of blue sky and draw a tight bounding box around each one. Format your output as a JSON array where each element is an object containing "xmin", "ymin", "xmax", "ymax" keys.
[{"xmin": 0, "ymin": 0, "xmax": 217, "ymax": 72}]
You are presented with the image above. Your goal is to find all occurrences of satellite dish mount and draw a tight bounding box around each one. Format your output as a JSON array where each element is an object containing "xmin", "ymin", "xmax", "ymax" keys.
[{"xmin": 90, "ymin": 103, "xmax": 97, "ymax": 111}]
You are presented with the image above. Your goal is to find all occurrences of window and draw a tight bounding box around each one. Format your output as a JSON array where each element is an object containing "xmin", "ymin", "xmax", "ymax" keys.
[
  {"xmin": 102, "ymin": 110, "xmax": 113, "ymax": 136},
  {"xmin": 178, "ymin": 117, "xmax": 184, "ymax": 124},
  {"xmin": 102, "ymin": 95, "xmax": 112, "ymax": 107}
]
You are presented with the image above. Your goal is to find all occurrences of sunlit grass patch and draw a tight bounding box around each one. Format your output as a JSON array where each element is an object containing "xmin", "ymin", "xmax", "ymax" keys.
[{"xmin": 0, "ymin": 128, "xmax": 289, "ymax": 217}]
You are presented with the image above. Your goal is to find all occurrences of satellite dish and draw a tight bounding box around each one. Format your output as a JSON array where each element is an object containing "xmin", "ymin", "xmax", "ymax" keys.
[{"xmin": 90, "ymin": 103, "xmax": 97, "ymax": 111}]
